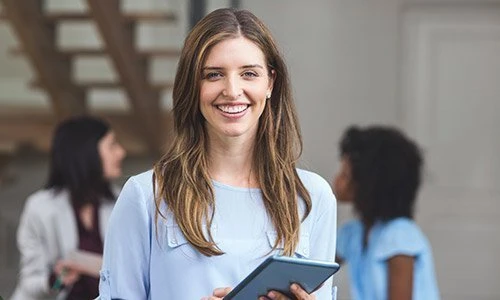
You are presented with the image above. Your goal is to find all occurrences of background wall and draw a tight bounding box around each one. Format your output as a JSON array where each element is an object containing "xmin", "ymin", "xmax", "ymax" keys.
[
  {"xmin": 1, "ymin": 0, "xmax": 500, "ymax": 299},
  {"xmin": 245, "ymin": 0, "xmax": 402, "ymax": 177}
]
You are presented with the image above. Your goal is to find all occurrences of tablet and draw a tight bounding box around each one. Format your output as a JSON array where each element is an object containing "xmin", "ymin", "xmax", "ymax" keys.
[{"xmin": 223, "ymin": 255, "xmax": 340, "ymax": 300}]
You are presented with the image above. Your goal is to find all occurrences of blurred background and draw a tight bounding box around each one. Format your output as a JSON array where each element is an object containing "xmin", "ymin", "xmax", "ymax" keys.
[{"xmin": 0, "ymin": 0, "xmax": 499, "ymax": 299}]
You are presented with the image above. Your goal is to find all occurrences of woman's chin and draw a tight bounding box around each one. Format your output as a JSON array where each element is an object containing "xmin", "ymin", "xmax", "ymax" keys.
[{"xmin": 104, "ymin": 170, "xmax": 122, "ymax": 181}]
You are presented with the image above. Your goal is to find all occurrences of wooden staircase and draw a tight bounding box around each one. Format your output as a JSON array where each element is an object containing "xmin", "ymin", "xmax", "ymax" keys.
[{"xmin": 0, "ymin": 0, "xmax": 179, "ymax": 154}]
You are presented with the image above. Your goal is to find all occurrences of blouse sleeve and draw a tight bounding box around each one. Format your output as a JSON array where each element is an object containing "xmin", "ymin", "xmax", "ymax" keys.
[
  {"xmin": 374, "ymin": 218, "xmax": 426, "ymax": 261},
  {"xmin": 99, "ymin": 176, "xmax": 152, "ymax": 300},
  {"xmin": 16, "ymin": 196, "xmax": 54, "ymax": 297}
]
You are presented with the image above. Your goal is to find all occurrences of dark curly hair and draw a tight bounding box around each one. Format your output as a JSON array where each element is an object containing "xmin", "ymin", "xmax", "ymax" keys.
[{"xmin": 339, "ymin": 125, "xmax": 423, "ymax": 225}]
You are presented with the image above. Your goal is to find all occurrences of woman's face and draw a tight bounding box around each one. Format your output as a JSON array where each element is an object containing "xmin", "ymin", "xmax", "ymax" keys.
[
  {"xmin": 333, "ymin": 156, "xmax": 356, "ymax": 203},
  {"xmin": 98, "ymin": 131, "xmax": 126, "ymax": 180},
  {"xmin": 199, "ymin": 36, "xmax": 274, "ymax": 141}
]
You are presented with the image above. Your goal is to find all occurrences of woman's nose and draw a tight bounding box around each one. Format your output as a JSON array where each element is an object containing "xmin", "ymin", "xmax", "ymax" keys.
[
  {"xmin": 222, "ymin": 77, "xmax": 242, "ymax": 99},
  {"xmin": 118, "ymin": 144, "xmax": 126, "ymax": 160}
]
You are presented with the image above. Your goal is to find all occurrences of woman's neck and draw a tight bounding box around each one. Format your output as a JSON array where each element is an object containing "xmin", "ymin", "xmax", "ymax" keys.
[{"xmin": 207, "ymin": 135, "xmax": 258, "ymax": 188}]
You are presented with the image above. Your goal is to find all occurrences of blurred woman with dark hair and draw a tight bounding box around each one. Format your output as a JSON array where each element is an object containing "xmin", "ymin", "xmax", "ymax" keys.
[
  {"xmin": 11, "ymin": 116, "xmax": 126, "ymax": 300},
  {"xmin": 333, "ymin": 125, "xmax": 440, "ymax": 300}
]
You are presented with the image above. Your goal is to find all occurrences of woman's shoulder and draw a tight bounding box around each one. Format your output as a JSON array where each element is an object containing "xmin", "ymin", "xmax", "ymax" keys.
[
  {"xmin": 117, "ymin": 169, "xmax": 155, "ymax": 207},
  {"xmin": 109, "ymin": 170, "xmax": 156, "ymax": 224},
  {"xmin": 296, "ymin": 168, "xmax": 337, "ymax": 214},
  {"xmin": 381, "ymin": 217, "xmax": 424, "ymax": 237},
  {"xmin": 127, "ymin": 169, "xmax": 154, "ymax": 185},
  {"xmin": 21, "ymin": 188, "xmax": 69, "ymax": 219},
  {"xmin": 374, "ymin": 217, "xmax": 430, "ymax": 258},
  {"xmin": 25, "ymin": 188, "xmax": 66, "ymax": 208},
  {"xmin": 296, "ymin": 168, "xmax": 331, "ymax": 194},
  {"xmin": 122, "ymin": 170, "xmax": 154, "ymax": 193}
]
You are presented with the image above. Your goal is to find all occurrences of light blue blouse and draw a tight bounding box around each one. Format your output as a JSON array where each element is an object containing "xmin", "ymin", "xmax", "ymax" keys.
[
  {"xmin": 99, "ymin": 169, "xmax": 337, "ymax": 299},
  {"xmin": 337, "ymin": 218, "xmax": 440, "ymax": 300}
]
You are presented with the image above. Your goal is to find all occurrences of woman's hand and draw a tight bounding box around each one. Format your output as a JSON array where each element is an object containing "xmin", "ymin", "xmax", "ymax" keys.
[
  {"xmin": 201, "ymin": 283, "xmax": 315, "ymax": 300},
  {"xmin": 259, "ymin": 283, "xmax": 316, "ymax": 300},
  {"xmin": 53, "ymin": 260, "xmax": 82, "ymax": 286},
  {"xmin": 201, "ymin": 287, "xmax": 233, "ymax": 300}
]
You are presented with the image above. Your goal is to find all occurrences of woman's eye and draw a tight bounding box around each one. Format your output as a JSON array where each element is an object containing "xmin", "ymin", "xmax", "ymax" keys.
[
  {"xmin": 242, "ymin": 71, "xmax": 258, "ymax": 78},
  {"xmin": 205, "ymin": 72, "xmax": 222, "ymax": 80}
]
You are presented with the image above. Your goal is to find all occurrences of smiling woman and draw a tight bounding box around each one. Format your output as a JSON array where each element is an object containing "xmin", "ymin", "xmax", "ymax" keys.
[
  {"xmin": 98, "ymin": 8, "xmax": 338, "ymax": 300},
  {"xmin": 200, "ymin": 36, "xmax": 273, "ymax": 139}
]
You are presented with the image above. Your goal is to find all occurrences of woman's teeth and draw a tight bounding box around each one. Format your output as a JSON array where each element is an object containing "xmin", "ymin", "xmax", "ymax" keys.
[{"xmin": 217, "ymin": 104, "xmax": 248, "ymax": 114}]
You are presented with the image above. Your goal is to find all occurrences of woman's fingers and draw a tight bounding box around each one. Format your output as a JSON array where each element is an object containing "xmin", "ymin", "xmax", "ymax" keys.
[
  {"xmin": 54, "ymin": 260, "xmax": 67, "ymax": 275},
  {"xmin": 213, "ymin": 287, "xmax": 232, "ymax": 297},
  {"xmin": 267, "ymin": 284, "xmax": 316, "ymax": 300},
  {"xmin": 53, "ymin": 260, "xmax": 83, "ymax": 286},
  {"xmin": 266, "ymin": 290, "xmax": 287, "ymax": 299},
  {"xmin": 289, "ymin": 283, "xmax": 315, "ymax": 299},
  {"xmin": 201, "ymin": 284, "xmax": 315, "ymax": 300},
  {"xmin": 61, "ymin": 269, "xmax": 80, "ymax": 286},
  {"xmin": 200, "ymin": 286, "xmax": 233, "ymax": 300}
]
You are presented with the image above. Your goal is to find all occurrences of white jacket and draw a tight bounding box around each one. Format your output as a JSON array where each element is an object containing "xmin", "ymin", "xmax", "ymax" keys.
[{"xmin": 10, "ymin": 189, "xmax": 114, "ymax": 300}]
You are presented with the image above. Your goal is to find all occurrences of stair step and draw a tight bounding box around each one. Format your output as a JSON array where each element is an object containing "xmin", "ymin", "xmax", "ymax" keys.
[
  {"xmin": 30, "ymin": 80, "xmax": 174, "ymax": 90},
  {"xmin": 0, "ymin": 11, "xmax": 177, "ymax": 24},
  {"xmin": 10, "ymin": 47, "xmax": 181, "ymax": 58}
]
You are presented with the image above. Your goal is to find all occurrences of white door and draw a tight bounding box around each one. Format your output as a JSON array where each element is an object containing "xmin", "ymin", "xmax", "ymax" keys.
[{"xmin": 402, "ymin": 5, "xmax": 500, "ymax": 300}]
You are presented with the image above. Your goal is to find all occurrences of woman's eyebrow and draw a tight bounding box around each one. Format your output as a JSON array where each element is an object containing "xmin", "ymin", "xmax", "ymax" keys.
[
  {"xmin": 202, "ymin": 66, "xmax": 223, "ymax": 71},
  {"xmin": 241, "ymin": 64, "xmax": 264, "ymax": 69},
  {"xmin": 202, "ymin": 64, "xmax": 264, "ymax": 71}
]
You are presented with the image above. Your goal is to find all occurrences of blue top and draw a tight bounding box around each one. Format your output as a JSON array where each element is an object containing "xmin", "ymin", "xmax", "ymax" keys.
[
  {"xmin": 99, "ymin": 169, "xmax": 337, "ymax": 299},
  {"xmin": 337, "ymin": 218, "xmax": 440, "ymax": 300}
]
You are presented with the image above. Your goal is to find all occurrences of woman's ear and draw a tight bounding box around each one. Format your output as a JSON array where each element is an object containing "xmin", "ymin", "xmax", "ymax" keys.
[{"xmin": 267, "ymin": 69, "xmax": 276, "ymax": 96}]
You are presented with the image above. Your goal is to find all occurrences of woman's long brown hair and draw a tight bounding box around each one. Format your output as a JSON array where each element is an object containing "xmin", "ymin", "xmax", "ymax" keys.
[{"xmin": 153, "ymin": 8, "xmax": 311, "ymax": 257}]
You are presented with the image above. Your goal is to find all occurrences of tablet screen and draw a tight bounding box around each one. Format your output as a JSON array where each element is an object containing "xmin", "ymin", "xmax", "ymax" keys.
[{"xmin": 223, "ymin": 255, "xmax": 340, "ymax": 300}]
